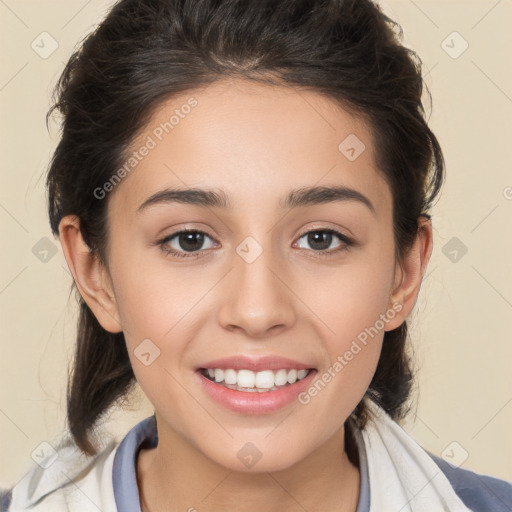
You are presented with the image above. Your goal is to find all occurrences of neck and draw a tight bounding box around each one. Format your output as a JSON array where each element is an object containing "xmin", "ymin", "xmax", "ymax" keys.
[{"xmin": 136, "ymin": 418, "xmax": 361, "ymax": 512}]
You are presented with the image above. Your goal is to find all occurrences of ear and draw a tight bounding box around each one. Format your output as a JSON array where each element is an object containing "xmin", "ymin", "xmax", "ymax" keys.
[
  {"xmin": 58, "ymin": 215, "xmax": 122, "ymax": 333},
  {"xmin": 385, "ymin": 216, "xmax": 433, "ymax": 331}
]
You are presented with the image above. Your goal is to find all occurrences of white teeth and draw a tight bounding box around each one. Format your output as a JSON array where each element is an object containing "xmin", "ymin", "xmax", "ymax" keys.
[
  {"xmin": 237, "ymin": 369, "xmax": 255, "ymax": 388},
  {"xmin": 287, "ymin": 369, "xmax": 298, "ymax": 384},
  {"xmin": 224, "ymin": 369, "xmax": 237, "ymax": 385},
  {"xmin": 274, "ymin": 369, "xmax": 288, "ymax": 386},
  {"xmin": 255, "ymin": 370, "xmax": 274, "ymax": 389},
  {"xmin": 203, "ymin": 367, "xmax": 311, "ymax": 390}
]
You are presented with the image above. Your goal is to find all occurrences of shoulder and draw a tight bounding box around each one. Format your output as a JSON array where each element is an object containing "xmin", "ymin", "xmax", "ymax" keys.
[
  {"xmin": 1, "ymin": 435, "xmax": 120, "ymax": 512},
  {"xmin": 1, "ymin": 489, "xmax": 12, "ymax": 512},
  {"xmin": 427, "ymin": 451, "xmax": 512, "ymax": 512}
]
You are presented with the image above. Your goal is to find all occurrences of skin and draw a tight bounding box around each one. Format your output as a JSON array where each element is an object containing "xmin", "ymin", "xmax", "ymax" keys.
[{"xmin": 58, "ymin": 78, "xmax": 432, "ymax": 512}]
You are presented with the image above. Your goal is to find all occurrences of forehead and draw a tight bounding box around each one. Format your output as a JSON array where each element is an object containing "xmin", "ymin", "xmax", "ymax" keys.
[{"xmin": 109, "ymin": 78, "xmax": 392, "ymax": 217}]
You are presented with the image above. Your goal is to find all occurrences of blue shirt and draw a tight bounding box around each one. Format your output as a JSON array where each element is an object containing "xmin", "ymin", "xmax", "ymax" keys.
[
  {"xmin": 111, "ymin": 415, "xmax": 369, "ymax": 511},
  {"xmin": 2, "ymin": 415, "xmax": 511, "ymax": 511},
  {"xmin": 111, "ymin": 415, "xmax": 512, "ymax": 512}
]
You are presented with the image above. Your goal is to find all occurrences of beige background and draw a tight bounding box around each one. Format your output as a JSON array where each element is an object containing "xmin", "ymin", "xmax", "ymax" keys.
[{"xmin": 1, "ymin": 0, "xmax": 511, "ymax": 489}]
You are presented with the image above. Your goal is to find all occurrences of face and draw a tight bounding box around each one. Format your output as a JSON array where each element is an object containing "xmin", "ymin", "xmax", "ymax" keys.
[{"xmin": 97, "ymin": 78, "xmax": 404, "ymax": 471}]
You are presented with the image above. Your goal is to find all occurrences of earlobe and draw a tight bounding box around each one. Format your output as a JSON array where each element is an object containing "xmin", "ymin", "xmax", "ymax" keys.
[
  {"xmin": 58, "ymin": 215, "xmax": 123, "ymax": 333},
  {"xmin": 385, "ymin": 217, "xmax": 433, "ymax": 331}
]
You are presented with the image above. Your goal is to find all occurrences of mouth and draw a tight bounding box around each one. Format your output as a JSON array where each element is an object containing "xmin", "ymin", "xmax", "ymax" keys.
[
  {"xmin": 194, "ymin": 356, "xmax": 317, "ymax": 414},
  {"xmin": 198, "ymin": 367, "xmax": 313, "ymax": 393}
]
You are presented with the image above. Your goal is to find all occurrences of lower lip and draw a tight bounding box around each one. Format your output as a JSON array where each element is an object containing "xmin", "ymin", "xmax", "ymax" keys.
[{"xmin": 196, "ymin": 370, "xmax": 317, "ymax": 414}]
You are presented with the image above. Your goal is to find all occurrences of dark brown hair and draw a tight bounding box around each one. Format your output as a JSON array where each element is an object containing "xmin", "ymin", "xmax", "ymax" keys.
[{"xmin": 46, "ymin": 0, "xmax": 444, "ymax": 457}]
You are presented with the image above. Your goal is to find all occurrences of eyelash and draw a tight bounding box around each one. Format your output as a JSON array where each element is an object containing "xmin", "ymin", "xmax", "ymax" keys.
[{"xmin": 155, "ymin": 228, "xmax": 354, "ymax": 260}]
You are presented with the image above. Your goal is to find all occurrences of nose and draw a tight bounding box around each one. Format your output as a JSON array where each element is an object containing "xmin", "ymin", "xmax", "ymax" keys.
[{"xmin": 217, "ymin": 242, "xmax": 297, "ymax": 338}]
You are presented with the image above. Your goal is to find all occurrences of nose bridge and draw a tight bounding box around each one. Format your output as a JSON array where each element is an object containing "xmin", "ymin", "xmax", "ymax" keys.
[{"xmin": 217, "ymin": 234, "xmax": 296, "ymax": 336}]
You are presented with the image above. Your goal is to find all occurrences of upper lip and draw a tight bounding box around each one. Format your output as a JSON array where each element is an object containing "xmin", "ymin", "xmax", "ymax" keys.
[{"xmin": 197, "ymin": 355, "xmax": 314, "ymax": 372}]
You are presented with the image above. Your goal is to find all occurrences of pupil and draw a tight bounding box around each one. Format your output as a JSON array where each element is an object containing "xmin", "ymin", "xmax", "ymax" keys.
[
  {"xmin": 180, "ymin": 232, "xmax": 204, "ymax": 252},
  {"xmin": 309, "ymin": 231, "xmax": 331, "ymax": 251}
]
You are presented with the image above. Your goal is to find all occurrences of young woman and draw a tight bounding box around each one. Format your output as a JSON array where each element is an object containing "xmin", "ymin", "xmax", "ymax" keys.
[{"xmin": 2, "ymin": 0, "xmax": 511, "ymax": 511}]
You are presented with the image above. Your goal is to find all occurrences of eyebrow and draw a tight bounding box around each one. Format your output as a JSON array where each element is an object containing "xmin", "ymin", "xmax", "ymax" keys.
[{"xmin": 137, "ymin": 185, "xmax": 376, "ymax": 215}]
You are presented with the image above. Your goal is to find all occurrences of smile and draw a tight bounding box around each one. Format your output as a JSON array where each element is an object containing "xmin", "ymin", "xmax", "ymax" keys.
[
  {"xmin": 195, "ymin": 355, "xmax": 318, "ymax": 414},
  {"xmin": 199, "ymin": 368, "xmax": 311, "ymax": 392}
]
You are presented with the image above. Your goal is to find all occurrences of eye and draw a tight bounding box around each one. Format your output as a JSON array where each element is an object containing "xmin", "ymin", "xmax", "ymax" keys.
[
  {"xmin": 157, "ymin": 230, "xmax": 217, "ymax": 259},
  {"xmin": 295, "ymin": 229, "xmax": 354, "ymax": 255},
  {"xmin": 156, "ymin": 227, "xmax": 354, "ymax": 260}
]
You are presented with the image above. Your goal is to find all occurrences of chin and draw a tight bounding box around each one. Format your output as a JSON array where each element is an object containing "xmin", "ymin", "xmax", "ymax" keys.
[{"xmin": 201, "ymin": 438, "xmax": 308, "ymax": 474}]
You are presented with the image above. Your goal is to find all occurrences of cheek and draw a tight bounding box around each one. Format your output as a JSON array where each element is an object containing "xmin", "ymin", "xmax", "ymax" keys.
[
  {"xmin": 110, "ymin": 222, "xmax": 396, "ymax": 380},
  {"xmin": 295, "ymin": 277, "xmax": 392, "ymax": 443},
  {"xmin": 109, "ymin": 251, "xmax": 223, "ymax": 401},
  {"xmin": 110, "ymin": 247, "xmax": 204, "ymax": 339},
  {"xmin": 114, "ymin": 265, "xmax": 198, "ymax": 416},
  {"xmin": 300, "ymin": 239, "xmax": 397, "ymax": 346},
  {"xmin": 295, "ymin": 238, "xmax": 396, "ymax": 405},
  {"xmin": 112, "ymin": 226, "xmax": 397, "ymax": 367}
]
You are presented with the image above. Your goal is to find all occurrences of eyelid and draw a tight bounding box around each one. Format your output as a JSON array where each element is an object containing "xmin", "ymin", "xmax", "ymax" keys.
[
  {"xmin": 293, "ymin": 227, "xmax": 355, "ymax": 252},
  {"xmin": 155, "ymin": 228, "xmax": 218, "ymax": 257},
  {"xmin": 295, "ymin": 222, "xmax": 355, "ymax": 240},
  {"xmin": 156, "ymin": 225, "xmax": 355, "ymax": 260},
  {"xmin": 297, "ymin": 224, "xmax": 354, "ymax": 240}
]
